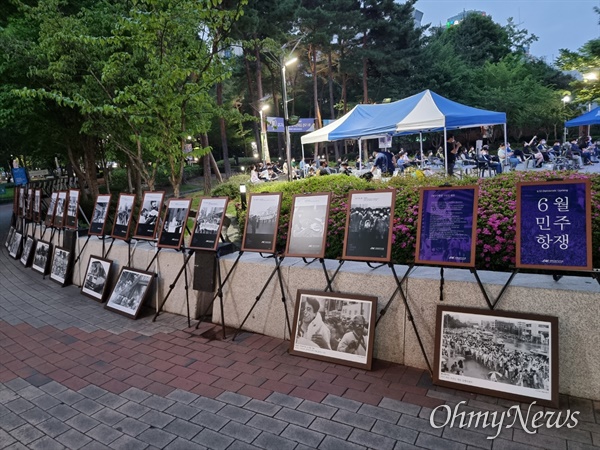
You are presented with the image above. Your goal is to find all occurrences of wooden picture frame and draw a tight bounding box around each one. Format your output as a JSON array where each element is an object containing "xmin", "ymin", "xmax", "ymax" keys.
[
  {"xmin": 157, "ymin": 198, "xmax": 191, "ymax": 249},
  {"xmin": 133, "ymin": 191, "xmax": 165, "ymax": 240},
  {"xmin": 5, "ymin": 226, "xmax": 15, "ymax": 249},
  {"xmin": 81, "ymin": 255, "xmax": 113, "ymax": 302},
  {"xmin": 285, "ymin": 193, "xmax": 331, "ymax": 259},
  {"xmin": 8, "ymin": 231, "xmax": 22, "ymax": 259},
  {"xmin": 105, "ymin": 267, "xmax": 154, "ymax": 319},
  {"xmin": 33, "ymin": 189, "xmax": 42, "ymax": 223},
  {"xmin": 89, "ymin": 194, "xmax": 111, "ymax": 236},
  {"xmin": 45, "ymin": 192, "xmax": 58, "ymax": 227},
  {"xmin": 17, "ymin": 187, "xmax": 25, "ymax": 217},
  {"xmin": 433, "ymin": 305, "xmax": 559, "ymax": 408},
  {"xmin": 65, "ymin": 189, "xmax": 80, "ymax": 229},
  {"xmin": 26, "ymin": 188, "xmax": 34, "ymax": 220},
  {"xmin": 241, "ymin": 192, "xmax": 282, "ymax": 254},
  {"xmin": 111, "ymin": 194, "xmax": 135, "ymax": 240},
  {"xmin": 50, "ymin": 246, "xmax": 72, "ymax": 286},
  {"xmin": 20, "ymin": 236, "xmax": 36, "ymax": 267},
  {"xmin": 290, "ymin": 290, "xmax": 377, "ymax": 370},
  {"xmin": 189, "ymin": 197, "xmax": 229, "ymax": 251},
  {"xmin": 32, "ymin": 240, "xmax": 52, "ymax": 275},
  {"xmin": 342, "ymin": 189, "xmax": 396, "ymax": 262},
  {"xmin": 53, "ymin": 191, "xmax": 67, "ymax": 228}
]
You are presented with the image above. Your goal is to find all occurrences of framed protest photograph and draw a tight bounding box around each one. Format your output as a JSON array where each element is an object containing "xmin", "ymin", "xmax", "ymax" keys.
[
  {"xmin": 18, "ymin": 187, "xmax": 25, "ymax": 217},
  {"xmin": 433, "ymin": 305, "xmax": 559, "ymax": 408},
  {"xmin": 415, "ymin": 186, "xmax": 478, "ymax": 268},
  {"xmin": 81, "ymin": 255, "xmax": 112, "ymax": 302},
  {"xmin": 111, "ymin": 194, "xmax": 135, "ymax": 240},
  {"xmin": 342, "ymin": 189, "xmax": 396, "ymax": 262},
  {"xmin": 241, "ymin": 192, "xmax": 282, "ymax": 254},
  {"xmin": 8, "ymin": 231, "xmax": 22, "ymax": 259},
  {"xmin": 133, "ymin": 191, "xmax": 164, "ymax": 240},
  {"xmin": 105, "ymin": 267, "xmax": 154, "ymax": 319},
  {"xmin": 89, "ymin": 194, "xmax": 111, "ymax": 236},
  {"xmin": 33, "ymin": 189, "xmax": 42, "ymax": 223},
  {"xmin": 50, "ymin": 246, "xmax": 72, "ymax": 286},
  {"xmin": 45, "ymin": 192, "xmax": 58, "ymax": 227},
  {"xmin": 516, "ymin": 180, "xmax": 592, "ymax": 271},
  {"xmin": 190, "ymin": 197, "xmax": 229, "ymax": 251},
  {"xmin": 285, "ymin": 193, "xmax": 331, "ymax": 259},
  {"xmin": 5, "ymin": 226, "xmax": 15, "ymax": 249},
  {"xmin": 158, "ymin": 198, "xmax": 191, "ymax": 249},
  {"xmin": 290, "ymin": 290, "xmax": 377, "ymax": 370},
  {"xmin": 20, "ymin": 236, "xmax": 35, "ymax": 267},
  {"xmin": 65, "ymin": 189, "xmax": 80, "ymax": 229},
  {"xmin": 53, "ymin": 191, "xmax": 68, "ymax": 228},
  {"xmin": 26, "ymin": 188, "xmax": 33, "ymax": 220},
  {"xmin": 32, "ymin": 240, "xmax": 52, "ymax": 275}
]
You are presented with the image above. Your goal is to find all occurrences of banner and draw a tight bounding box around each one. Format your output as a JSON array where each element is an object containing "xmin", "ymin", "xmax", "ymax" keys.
[{"xmin": 266, "ymin": 117, "xmax": 315, "ymax": 133}]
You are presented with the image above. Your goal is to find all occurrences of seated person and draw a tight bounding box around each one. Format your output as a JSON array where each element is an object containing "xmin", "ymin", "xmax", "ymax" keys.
[
  {"xmin": 318, "ymin": 160, "xmax": 331, "ymax": 175},
  {"xmin": 479, "ymin": 148, "xmax": 502, "ymax": 174},
  {"xmin": 497, "ymin": 143, "xmax": 519, "ymax": 169},
  {"xmin": 250, "ymin": 165, "xmax": 264, "ymax": 183},
  {"xmin": 340, "ymin": 161, "xmax": 352, "ymax": 175}
]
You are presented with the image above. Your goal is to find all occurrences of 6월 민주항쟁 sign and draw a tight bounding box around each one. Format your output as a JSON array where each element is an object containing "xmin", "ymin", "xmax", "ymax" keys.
[{"xmin": 516, "ymin": 180, "xmax": 592, "ymax": 271}]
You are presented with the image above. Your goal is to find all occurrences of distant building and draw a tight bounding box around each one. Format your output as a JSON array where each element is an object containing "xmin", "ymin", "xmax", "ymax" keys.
[{"xmin": 446, "ymin": 10, "xmax": 487, "ymax": 28}]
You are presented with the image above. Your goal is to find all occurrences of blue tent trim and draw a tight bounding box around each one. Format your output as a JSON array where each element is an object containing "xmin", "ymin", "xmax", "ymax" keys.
[{"xmin": 565, "ymin": 107, "xmax": 600, "ymax": 127}]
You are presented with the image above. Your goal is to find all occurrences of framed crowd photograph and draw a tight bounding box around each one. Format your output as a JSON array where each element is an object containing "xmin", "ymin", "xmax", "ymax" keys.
[
  {"xmin": 133, "ymin": 191, "xmax": 164, "ymax": 240},
  {"xmin": 20, "ymin": 236, "xmax": 36, "ymax": 267},
  {"xmin": 50, "ymin": 246, "xmax": 72, "ymax": 286},
  {"xmin": 516, "ymin": 180, "xmax": 592, "ymax": 271},
  {"xmin": 26, "ymin": 188, "xmax": 34, "ymax": 220},
  {"xmin": 105, "ymin": 267, "xmax": 154, "ymax": 319},
  {"xmin": 65, "ymin": 189, "xmax": 80, "ymax": 229},
  {"xmin": 5, "ymin": 226, "xmax": 15, "ymax": 249},
  {"xmin": 415, "ymin": 186, "xmax": 478, "ymax": 268},
  {"xmin": 89, "ymin": 194, "xmax": 111, "ymax": 236},
  {"xmin": 433, "ymin": 305, "xmax": 559, "ymax": 408},
  {"xmin": 285, "ymin": 193, "xmax": 331, "ymax": 259},
  {"xmin": 32, "ymin": 240, "xmax": 52, "ymax": 275},
  {"xmin": 190, "ymin": 197, "xmax": 229, "ymax": 251},
  {"xmin": 81, "ymin": 255, "xmax": 113, "ymax": 302},
  {"xmin": 45, "ymin": 192, "xmax": 58, "ymax": 227},
  {"xmin": 111, "ymin": 194, "xmax": 136, "ymax": 240},
  {"xmin": 289, "ymin": 290, "xmax": 377, "ymax": 370},
  {"xmin": 33, "ymin": 189, "xmax": 42, "ymax": 223},
  {"xmin": 8, "ymin": 231, "xmax": 22, "ymax": 259},
  {"xmin": 241, "ymin": 192, "xmax": 282, "ymax": 254},
  {"xmin": 53, "ymin": 191, "xmax": 68, "ymax": 228},
  {"xmin": 343, "ymin": 189, "xmax": 396, "ymax": 262},
  {"xmin": 157, "ymin": 198, "xmax": 191, "ymax": 249}
]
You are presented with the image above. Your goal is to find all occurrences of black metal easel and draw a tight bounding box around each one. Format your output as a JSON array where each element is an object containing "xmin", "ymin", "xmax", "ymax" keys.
[{"xmin": 153, "ymin": 247, "xmax": 193, "ymax": 327}]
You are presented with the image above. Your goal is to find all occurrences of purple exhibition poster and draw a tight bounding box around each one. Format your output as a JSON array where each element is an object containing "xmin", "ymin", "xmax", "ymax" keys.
[
  {"xmin": 415, "ymin": 186, "xmax": 478, "ymax": 267},
  {"xmin": 516, "ymin": 180, "xmax": 592, "ymax": 271}
]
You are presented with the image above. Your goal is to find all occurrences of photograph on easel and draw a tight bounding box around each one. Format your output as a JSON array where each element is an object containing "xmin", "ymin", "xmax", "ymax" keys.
[
  {"xmin": 53, "ymin": 191, "xmax": 68, "ymax": 228},
  {"xmin": 32, "ymin": 240, "xmax": 52, "ymax": 275},
  {"xmin": 65, "ymin": 189, "xmax": 80, "ymax": 229},
  {"xmin": 343, "ymin": 189, "xmax": 396, "ymax": 262},
  {"xmin": 8, "ymin": 231, "xmax": 22, "ymax": 259},
  {"xmin": 89, "ymin": 194, "xmax": 111, "ymax": 236},
  {"xmin": 50, "ymin": 246, "xmax": 72, "ymax": 286},
  {"xmin": 285, "ymin": 193, "xmax": 331, "ymax": 259},
  {"xmin": 105, "ymin": 267, "xmax": 154, "ymax": 319},
  {"xmin": 20, "ymin": 237, "xmax": 35, "ymax": 267},
  {"xmin": 241, "ymin": 193, "xmax": 282, "ymax": 253},
  {"xmin": 26, "ymin": 188, "xmax": 33, "ymax": 220},
  {"xmin": 45, "ymin": 192, "xmax": 58, "ymax": 227},
  {"xmin": 190, "ymin": 197, "xmax": 229, "ymax": 251},
  {"xmin": 158, "ymin": 198, "xmax": 191, "ymax": 249},
  {"xmin": 18, "ymin": 187, "xmax": 25, "ymax": 217},
  {"xmin": 5, "ymin": 227, "xmax": 15, "ymax": 249},
  {"xmin": 81, "ymin": 256, "xmax": 113, "ymax": 302},
  {"xmin": 33, "ymin": 190, "xmax": 42, "ymax": 223},
  {"xmin": 111, "ymin": 194, "xmax": 135, "ymax": 240},
  {"xmin": 133, "ymin": 191, "xmax": 164, "ymax": 240}
]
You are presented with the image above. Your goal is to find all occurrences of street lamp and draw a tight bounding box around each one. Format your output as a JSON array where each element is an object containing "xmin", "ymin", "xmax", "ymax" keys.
[
  {"xmin": 259, "ymin": 104, "xmax": 270, "ymax": 163},
  {"xmin": 282, "ymin": 57, "xmax": 298, "ymax": 182},
  {"xmin": 562, "ymin": 95, "xmax": 571, "ymax": 143}
]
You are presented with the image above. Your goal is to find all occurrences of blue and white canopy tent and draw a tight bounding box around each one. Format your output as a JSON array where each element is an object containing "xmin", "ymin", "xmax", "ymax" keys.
[
  {"xmin": 300, "ymin": 90, "xmax": 507, "ymax": 174},
  {"xmin": 565, "ymin": 106, "xmax": 600, "ymax": 127}
]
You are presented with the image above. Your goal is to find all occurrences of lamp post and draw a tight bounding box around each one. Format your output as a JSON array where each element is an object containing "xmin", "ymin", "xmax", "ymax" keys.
[
  {"xmin": 562, "ymin": 94, "xmax": 571, "ymax": 144},
  {"xmin": 259, "ymin": 105, "xmax": 270, "ymax": 163},
  {"xmin": 282, "ymin": 57, "xmax": 298, "ymax": 182}
]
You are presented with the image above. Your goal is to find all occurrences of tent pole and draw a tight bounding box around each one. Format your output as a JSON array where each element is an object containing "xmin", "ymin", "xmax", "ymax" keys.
[
  {"xmin": 358, "ymin": 139, "xmax": 363, "ymax": 169},
  {"xmin": 504, "ymin": 124, "xmax": 508, "ymax": 168},
  {"xmin": 444, "ymin": 128, "xmax": 448, "ymax": 176},
  {"xmin": 420, "ymin": 132, "xmax": 424, "ymax": 170}
]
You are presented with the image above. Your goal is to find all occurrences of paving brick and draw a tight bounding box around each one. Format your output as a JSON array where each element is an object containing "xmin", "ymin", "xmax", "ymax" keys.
[
  {"xmin": 512, "ymin": 428, "xmax": 566, "ymax": 450},
  {"xmin": 398, "ymin": 414, "xmax": 443, "ymax": 437},
  {"xmin": 322, "ymin": 394, "xmax": 362, "ymax": 412},
  {"xmin": 164, "ymin": 402, "xmax": 200, "ymax": 420},
  {"xmin": 331, "ymin": 409, "xmax": 376, "ymax": 431},
  {"xmin": 113, "ymin": 416, "xmax": 150, "ymax": 438},
  {"xmin": 30, "ymin": 394, "xmax": 62, "ymax": 411},
  {"xmin": 91, "ymin": 408, "xmax": 127, "ymax": 426},
  {"xmin": 9, "ymin": 423, "xmax": 44, "ymax": 445},
  {"xmin": 217, "ymin": 391, "xmax": 252, "ymax": 407},
  {"xmin": 487, "ymin": 438, "xmax": 533, "ymax": 450},
  {"xmin": 0, "ymin": 428, "xmax": 15, "ymax": 448},
  {"xmin": 72, "ymin": 399, "xmax": 104, "ymax": 416},
  {"xmin": 357, "ymin": 403, "xmax": 401, "ymax": 424},
  {"xmin": 245, "ymin": 399, "xmax": 281, "ymax": 417},
  {"xmin": 309, "ymin": 417, "xmax": 353, "ymax": 440},
  {"xmin": 415, "ymin": 432, "xmax": 466, "ymax": 450},
  {"xmin": 85, "ymin": 423, "xmax": 124, "ymax": 445},
  {"xmin": 116, "ymin": 401, "xmax": 151, "ymax": 419},
  {"xmin": 220, "ymin": 420, "xmax": 261, "ymax": 443},
  {"xmin": 34, "ymin": 417, "xmax": 70, "ymax": 438},
  {"xmin": 348, "ymin": 428, "xmax": 396, "ymax": 450},
  {"xmin": 372, "ymin": 420, "xmax": 418, "ymax": 445},
  {"xmin": 28, "ymin": 435, "xmax": 65, "ymax": 450},
  {"xmin": 318, "ymin": 435, "xmax": 366, "ymax": 450},
  {"xmin": 379, "ymin": 397, "xmax": 422, "ymax": 416},
  {"xmin": 191, "ymin": 396, "xmax": 225, "ymax": 413},
  {"xmin": 166, "ymin": 389, "xmax": 199, "ymax": 405},
  {"xmin": 165, "ymin": 436, "xmax": 208, "ymax": 450},
  {"xmin": 6, "ymin": 398, "xmax": 35, "ymax": 415},
  {"xmin": 297, "ymin": 400, "xmax": 337, "ymax": 419},
  {"xmin": 141, "ymin": 395, "xmax": 176, "ymax": 412},
  {"xmin": 78, "ymin": 385, "xmax": 107, "ymax": 400},
  {"xmin": 163, "ymin": 417, "xmax": 203, "ymax": 440},
  {"xmin": 107, "ymin": 434, "xmax": 149, "ymax": 450},
  {"xmin": 137, "ymin": 427, "xmax": 177, "ymax": 448},
  {"xmin": 20, "ymin": 406, "xmax": 51, "ymax": 426},
  {"xmin": 47, "ymin": 403, "xmax": 78, "ymax": 422},
  {"xmin": 17, "ymin": 386, "xmax": 45, "ymax": 400},
  {"xmin": 190, "ymin": 410, "xmax": 230, "ymax": 431},
  {"xmin": 265, "ymin": 392, "xmax": 303, "ymax": 409},
  {"xmin": 281, "ymin": 423, "xmax": 324, "ymax": 448},
  {"xmin": 247, "ymin": 414, "xmax": 288, "ymax": 435},
  {"xmin": 274, "ymin": 407, "xmax": 316, "ymax": 428},
  {"xmin": 252, "ymin": 431, "xmax": 297, "ymax": 450},
  {"xmin": 193, "ymin": 428, "xmax": 234, "ymax": 450},
  {"xmin": 226, "ymin": 440, "xmax": 261, "ymax": 450},
  {"xmin": 65, "ymin": 413, "xmax": 101, "ymax": 433},
  {"xmin": 56, "ymin": 428, "xmax": 93, "ymax": 449},
  {"xmin": 217, "ymin": 404, "xmax": 255, "ymax": 424},
  {"xmin": 120, "ymin": 387, "xmax": 152, "ymax": 403},
  {"xmin": 96, "ymin": 392, "xmax": 128, "ymax": 409},
  {"xmin": 139, "ymin": 409, "xmax": 176, "ymax": 428}
]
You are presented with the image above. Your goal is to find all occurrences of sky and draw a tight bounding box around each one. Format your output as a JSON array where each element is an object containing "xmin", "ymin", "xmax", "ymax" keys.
[{"xmin": 412, "ymin": 0, "xmax": 600, "ymax": 63}]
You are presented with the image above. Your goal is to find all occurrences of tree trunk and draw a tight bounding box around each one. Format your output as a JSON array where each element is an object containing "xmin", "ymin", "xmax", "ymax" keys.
[
  {"xmin": 82, "ymin": 140, "xmax": 99, "ymax": 200},
  {"xmin": 209, "ymin": 152, "xmax": 223, "ymax": 184},
  {"xmin": 310, "ymin": 44, "xmax": 322, "ymax": 162},
  {"xmin": 327, "ymin": 50, "xmax": 339, "ymax": 162},
  {"xmin": 362, "ymin": 35, "xmax": 369, "ymax": 104},
  {"xmin": 216, "ymin": 83, "xmax": 232, "ymax": 178},
  {"xmin": 66, "ymin": 145, "xmax": 89, "ymax": 203},
  {"xmin": 243, "ymin": 49, "xmax": 260, "ymax": 158},
  {"xmin": 202, "ymin": 133, "xmax": 212, "ymax": 195},
  {"xmin": 127, "ymin": 154, "xmax": 142, "ymax": 199}
]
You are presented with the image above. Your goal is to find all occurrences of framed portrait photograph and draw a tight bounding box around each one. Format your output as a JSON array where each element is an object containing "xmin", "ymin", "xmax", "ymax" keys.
[
  {"xmin": 111, "ymin": 194, "xmax": 136, "ymax": 240},
  {"xmin": 45, "ymin": 192, "xmax": 58, "ymax": 227},
  {"xmin": 26, "ymin": 188, "xmax": 33, "ymax": 220},
  {"xmin": 81, "ymin": 255, "xmax": 113, "ymax": 302},
  {"xmin": 133, "ymin": 191, "xmax": 164, "ymax": 239},
  {"xmin": 434, "ymin": 305, "xmax": 558, "ymax": 408},
  {"xmin": 8, "ymin": 231, "xmax": 22, "ymax": 259},
  {"xmin": 89, "ymin": 194, "xmax": 112, "ymax": 236},
  {"xmin": 241, "ymin": 192, "xmax": 282, "ymax": 254},
  {"xmin": 33, "ymin": 189, "xmax": 42, "ymax": 223},
  {"xmin": 20, "ymin": 236, "xmax": 36, "ymax": 267},
  {"xmin": 32, "ymin": 240, "xmax": 52, "ymax": 275},
  {"xmin": 105, "ymin": 267, "xmax": 154, "ymax": 319},
  {"xmin": 285, "ymin": 193, "xmax": 331, "ymax": 259},
  {"xmin": 190, "ymin": 197, "xmax": 229, "ymax": 251},
  {"xmin": 289, "ymin": 290, "xmax": 377, "ymax": 370},
  {"xmin": 53, "ymin": 191, "xmax": 68, "ymax": 228},
  {"xmin": 65, "ymin": 189, "xmax": 80, "ymax": 229},
  {"xmin": 343, "ymin": 189, "xmax": 396, "ymax": 262},
  {"xmin": 50, "ymin": 246, "xmax": 72, "ymax": 286},
  {"xmin": 5, "ymin": 226, "xmax": 15, "ymax": 249},
  {"xmin": 158, "ymin": 198, "xmax": 191, "ymax": 249}
]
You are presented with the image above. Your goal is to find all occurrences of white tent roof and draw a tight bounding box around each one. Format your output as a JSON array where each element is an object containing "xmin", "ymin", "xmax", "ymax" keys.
[{"xmin": 300, "ymin": 106, "xmax": 358, "ymax": 145}]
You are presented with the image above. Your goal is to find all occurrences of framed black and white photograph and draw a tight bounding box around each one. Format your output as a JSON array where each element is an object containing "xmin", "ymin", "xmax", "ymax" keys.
[
  {"xmin": 26, "ymin": 188, "xmax": 33, "ymax": 220},
  {"xmin": 133, "ymin": 191, "xmax": 164, "ymax": 239},
  {"xmin": 157, "ymin": 198, "xmax": 191, "ymax": 249},
  {"xmin": 5, "ymin": 226, "xmax": 15, "ymax": 249},
  {"xmin": 434, "ymin": 305, "xmax": 559, "ymax": 408},
  {"xmin": 290, "ymin": 290, "xmax": 377, "ymax": 370},
  {"xmin": 50, "ymin": 246, "xmax": 72, "ymax": 286},
  {"xmin": 53, "ymin": 191, "xmax": 67, "ymax": 228},
  {"xmin": 111, "ymin": 194, "xmax": 135, "ymax": 240},
  {"xmin": 89, "ymin": 194, "xmax": 111, "ymax": 236},
  {"xmin": 105, "ymin": 267, "xmax": 154, "ymax": 319},
  {"xmin": 241, "ymin": 193, "xmax": 282, "ymax": 254},
  {"xmin": 189, "ymin": 197, "xmax": 229, "ymax": 251},
  {"xmin": 65, "ymin": 189, "xmax": 80, "ymax": 229},
  {"xmin": 8, "ymin": 231, "xmax": 22, "ymax": 259},
  {"xmin": 45, "ymin": 192, "xmax": 58, "ymax": 227},
  {"xmin": 343, "ymin": 189, "xmax": 396, "ymax": 262},
  {"xmin": 32, "ymin": 240, "xmax": 52, "ymax": 275},
  {"xmin": 18, "ymin": 187, "xmax": 25, "ymax": 217},
  {"xmin": 285, "ymin": 193, "xmax": 331, "ymax": 258},
  {"xmin": 33, "ymin": 189, "xmax": 42, "ymax": 223},
  {"xmin": 81, "ymin": 255, "xmax": 112, "ymax": 302},
  {"xmin": 20, "ymin": 236, "xmax": 35, "ymax": 267}
]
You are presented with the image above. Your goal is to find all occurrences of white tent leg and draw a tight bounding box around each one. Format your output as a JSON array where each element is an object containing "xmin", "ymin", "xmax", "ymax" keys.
[
  {"xmin": 444, "ymin": 128, "xmax": 448, "ymax": 176},
  {"xmin": 420, "ymin": 132, "xmax": 424, "ymax": 170}
]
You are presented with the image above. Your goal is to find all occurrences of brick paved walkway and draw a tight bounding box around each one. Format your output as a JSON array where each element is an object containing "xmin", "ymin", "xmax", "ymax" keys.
[{"xmin": 1, "ymin": 205, "xmax": 600, "ymax": 449}]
